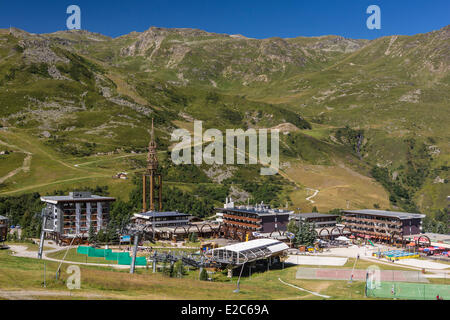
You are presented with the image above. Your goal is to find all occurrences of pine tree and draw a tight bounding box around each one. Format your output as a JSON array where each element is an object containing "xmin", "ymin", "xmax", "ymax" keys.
[
  {"xmin": 162, "ymin": 261, "xmax": 169, "ymax": 276},
  {"xmin": 88, "ymin": 224, "xmax": 96, "ymax": 245},
  {"xmin": 169, "ymin": 262, "xmax": 175, "ymax": 278},
  {"xmin": 20, "ymin": 228, "xmax": 28, "ymax": 242},
  {"xmin": 287, "ymin": 219, "xmax": 299, "ymax": 235},
  {"xmin": 174, "ymin": 260, "xmax": 185, "ymax": 278},
  {"xmin": 200, "ymin": 268, "xmax": 208, "ymax": 281},
  {"xmin": 294, "ymin": 220, "xmax": 316, "ymax": 247}
]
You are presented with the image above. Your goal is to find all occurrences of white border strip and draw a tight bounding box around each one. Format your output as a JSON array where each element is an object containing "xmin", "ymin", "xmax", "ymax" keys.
[{"xmin": 278, "ymin": 278, "xmax": 331, "ymax": 299}]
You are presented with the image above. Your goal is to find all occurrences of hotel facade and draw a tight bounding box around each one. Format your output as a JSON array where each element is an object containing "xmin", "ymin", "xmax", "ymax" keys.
[
  {"xmin": 40, "ymin": 192, "xmax": 116, "ymax": 242},
  {"xmin": 342, "ymin": 209, "xmax": 425, "ymax": 242}
]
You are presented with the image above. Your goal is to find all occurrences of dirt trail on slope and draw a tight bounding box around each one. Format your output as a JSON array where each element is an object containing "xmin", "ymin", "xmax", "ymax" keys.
[
  {"xmin": 0, "ymin": 174, "xmax": 111, "ymax": 196},
  {"xmin": 0, "ymin": 139, "xmax": 33, "ymax": 184},
  {"xmin": 305, "ymin": 188, "xmax": 320, "ymax": 204}
]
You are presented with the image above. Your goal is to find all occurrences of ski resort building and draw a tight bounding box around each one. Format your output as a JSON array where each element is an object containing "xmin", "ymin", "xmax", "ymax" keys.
[
  {"xmin": 40, "ymin": 192, "xmax": 116, "ymax": 244},
  {"xmin": 205, "ymin": 238, "xmax": 289, "ymax": 266},
  {"xmin": 342, "ymin": 209, "xmax": 425, "ymax": 242},
  {"xmin": 132, "ymin": 211, "xmax": 220, "ymax": 240},
  {"xmin": 216, "ymin": 198, "xmax": 293, "ymax": 241},
  {"xmin": 289, "ymin": 212, "xmax": 338, "ymax": 228}
]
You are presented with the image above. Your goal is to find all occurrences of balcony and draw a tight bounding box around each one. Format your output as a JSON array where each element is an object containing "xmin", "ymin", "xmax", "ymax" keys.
[
  {"xmin": 223, "ymin": 214, "xmax": 261, "ymax": 224},
  {"xmin": 344, "ymin": 221, "xmax": 400, "ymax": 233},
  {"xmin": 343, "ymin": 216, "xmax": 402, "ymax": 226},
  {"xmin": 223, "ymin": 219, "xmax": 261, "ymax": 230}
]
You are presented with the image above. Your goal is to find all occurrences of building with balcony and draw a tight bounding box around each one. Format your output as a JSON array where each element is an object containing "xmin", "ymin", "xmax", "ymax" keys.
[
  {"xmin": 40, "ymin": 191, "xmax": 116, "ymax": 243},
  {"xmin": 132, "ymin": 211, "xmax": 221, "ymax": 240},
  {"xmin": 217, "ymin": 198, "xmax": 293, "ymax": 241},
  {"xmin": 132, "ymin": 211, "xmax": 191, "ymax": 228},
  {"xmin": 342, "ymin": 209, "xmax": 425, "ymax": 242}
]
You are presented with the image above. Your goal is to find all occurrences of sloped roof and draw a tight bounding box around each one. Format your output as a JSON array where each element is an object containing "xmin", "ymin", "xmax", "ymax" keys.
[
  {"xmin": 216, "ymin": 238, "xmax": 288, "ymax": 254},
  {"xmin": 208, "ymin": 238, "xmax": 289, "ymax": 265}
]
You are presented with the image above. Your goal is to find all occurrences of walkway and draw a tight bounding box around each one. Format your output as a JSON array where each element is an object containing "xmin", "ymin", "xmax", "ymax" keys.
[{"xmin": 8, "ymin": 242, "xmax": 132, "ymax": 269}]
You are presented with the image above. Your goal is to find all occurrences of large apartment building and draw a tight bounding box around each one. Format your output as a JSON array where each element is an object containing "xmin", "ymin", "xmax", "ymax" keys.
[
  {"xmin": 40, "ymin": 192, "xmax": 116, "ymax": 242},
  {"xmin": 342, "ymin": 209, "xmax": 425, "ymax": 241},
  {"xmin": 217, "ymin": 198, "xmax": 293, "ymax": 241}
]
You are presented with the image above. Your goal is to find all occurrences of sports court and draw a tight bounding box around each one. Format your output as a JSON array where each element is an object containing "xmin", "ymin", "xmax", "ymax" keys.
[
  {"xmin": 366, "ymin": 281, "xmax": 450, "ymax": 300},
  {"xmin": 296, "ymin": 267, "xmax": 429, "ymax": 283}
]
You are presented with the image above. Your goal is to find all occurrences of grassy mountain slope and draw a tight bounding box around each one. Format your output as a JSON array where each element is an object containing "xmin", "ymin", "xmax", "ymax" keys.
[{"xmin": 0, "ymin": 26, "xmax": 448, "ymax": 215}]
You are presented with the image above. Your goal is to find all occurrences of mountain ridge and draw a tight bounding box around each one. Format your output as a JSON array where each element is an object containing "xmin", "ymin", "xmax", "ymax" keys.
[{"xmin": 0, "ymin": 25, "xmax": 448, "ymax": 217}]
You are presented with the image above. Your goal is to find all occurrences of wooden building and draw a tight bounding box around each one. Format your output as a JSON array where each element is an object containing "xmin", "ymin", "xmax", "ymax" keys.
[
  {"xmin": 342, "ymin": 209, "xmax": 425, "ymax": 243},
  {"xmin": 217, "ymin": 199, "xmax": 293, "ymax": 241}
]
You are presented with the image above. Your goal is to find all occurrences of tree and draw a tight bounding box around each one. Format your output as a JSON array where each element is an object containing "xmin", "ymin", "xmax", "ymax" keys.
[
  {"xmin": 174, "ymin": 260, "xmax": 185, "ymax": 278},
  {"xmin": 287, "ymin": 219, "xmax": 299, "ymax": 235},
  {"xmin": 199, "ymin": 268, "xmax": 208, "ymax": 281},
  {"xmin": 88, "ymin": 224, "xmax": 96, "ymax": 244},
  {"xmin": 294, "ymin": 220, "xmax": 316, "ymax": 247},
  {"xmin": 189, "ymin": 232, "xmax": 198, "ymax": 243},
  {"xmin": 110, "ymin": 200, "xmax": 132, "ymax": 230},
  {"xmin": 106, "ymin": 224, "xmax": 119, "ymax": 243},
  {"xmin": 20, "ymin": 228, "xmax": 31, "ymax": 242},
  {"xmin": 169, "ymin": 262, "xmax": 175, "ymax": 278},
  {"xmin": 162, "ymin": 261, "xmax": 169, "ymax": 276},
  {"xmin": 97, "ymin": 229, "xmax": 106, "ymax": 243},
  {"xmin": 312, "ymin": 206, "xmax": 318, "ymax": 213}
]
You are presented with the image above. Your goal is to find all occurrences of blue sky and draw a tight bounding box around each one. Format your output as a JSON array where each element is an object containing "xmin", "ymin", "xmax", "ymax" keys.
[{"xmin": 0, "ymin": 0, "xmax": 448, "ymax": 39}]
